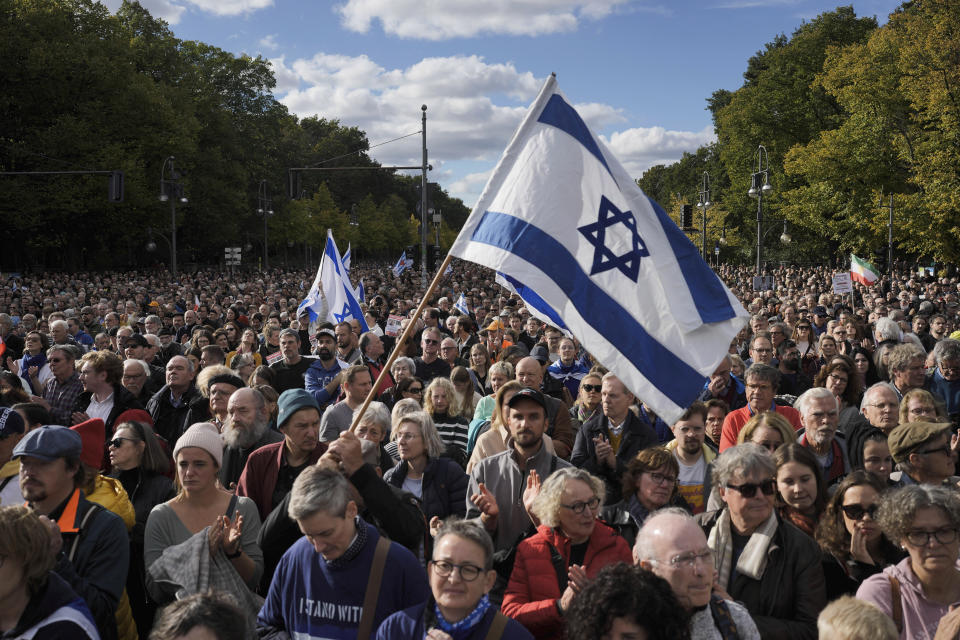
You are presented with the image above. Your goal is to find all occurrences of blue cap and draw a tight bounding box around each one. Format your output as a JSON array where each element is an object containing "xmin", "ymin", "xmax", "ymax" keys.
[
  {"xmin": 277, "ymin": 388, "xmax": 321, "ymax": 428},
  {"xmin": 12, "ymin": 425, "xmax": 82, "ymax": 462},
  {"xmin": 0, "ymin": 408, "xmax": 25, "ymax": 438}
]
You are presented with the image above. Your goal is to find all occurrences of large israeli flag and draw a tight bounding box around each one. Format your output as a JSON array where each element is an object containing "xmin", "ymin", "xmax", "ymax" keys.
[
  {"xmin": 297, "ymin": 230, "xmax": 368, "ymax": 331},
  {"xmin": 448, "ymin": 75, "xmax": 747, "ymax": 423}
]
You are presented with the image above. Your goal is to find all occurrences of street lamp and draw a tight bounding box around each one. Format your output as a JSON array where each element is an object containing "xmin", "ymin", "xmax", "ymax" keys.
[
  {"xmin": 748, "ymin": 145, "xmax": 773, "ymax": 272},
  {"xmin": 780, "ymin": 219, "xmax": 792, "ymax": 244},
  {"xmin": 258, "ymin": 180, "xmax": 273, "ymax": 270},
  {"xmin": 159, "ymin": 156, "xmax": 187, "ymax": 275},
  {"xmin": 697, "ymin": 171, "xmax": 711, "ymax": 261}
]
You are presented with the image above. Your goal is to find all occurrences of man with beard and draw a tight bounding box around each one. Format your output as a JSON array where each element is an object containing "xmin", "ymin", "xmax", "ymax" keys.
[
  {"xmin": 663, "ymin": 402, "xmax": 714, "ymax": 514},
  {"xmin": 334, "ymin": 321, "xmax": 363, "ymax": 366},
  {"xmin": 219, "ymin": 387, "xmax": 282, "ymax": 489},
  {"xmin": 776, "ymin": 339, "xmax": 811, "ymax": 396},
  {"xmin": 14, "ymin": 425, "xmax": 128, "ymax": 640},
  {"xmin": 304, "ymin": 328, "xmax": 347, "ymax": 411},
  {"xmin": 319, "ymin": 365, "xmax": 373, "ymax": 442},
  {"xmin": 795, "ymin": 387, "xmax": 848, "ymax": 484}
]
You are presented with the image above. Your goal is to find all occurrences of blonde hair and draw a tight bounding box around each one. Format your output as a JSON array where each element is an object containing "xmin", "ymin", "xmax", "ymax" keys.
[
  {"xmin": 737, "ymin": 411, "xmax": 795, "ymax": 447},
  {"xmin": 817, "ymin": 596, "xmax": 896, "ymax": 640},
  {"xmin": 531, "ymin": 467, "xmax": 605, "ymax": 528}
]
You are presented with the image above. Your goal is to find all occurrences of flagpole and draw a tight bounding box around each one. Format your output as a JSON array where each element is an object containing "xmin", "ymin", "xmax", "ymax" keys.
[{"xmin": 347, "ymin": 252, "xmax": 455, "ymax": 432}]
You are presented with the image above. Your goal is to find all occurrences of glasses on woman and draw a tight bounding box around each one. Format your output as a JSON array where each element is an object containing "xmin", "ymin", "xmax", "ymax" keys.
[
  {"xmin": 405, "ymin": 387, "xmax": 423, "ymax": 394},
  {"xmin": 108, "ymin": 437, "xmax": 136, "ymax": 448},
  {"xmin": 647, "ymin": 472, "xmax": 677, "ymax": 486},
  {"xmin": 581, "ymin": 384, "xmax": 601, "ymax": 393},
  {"xmin": 905, "ymin": 527, "xmax": 959, "ymax": 547},
  {"xmin": 430, "ymin": 560, "xmax": 483, "ymax": 581},
  {"xmin": 560, "ymin": 497, "xmax": 601, "ymax": 514},
  {"xmin": 840, "ymin": 504, "xmax": 878, "ymax": 520},
  {"xmin": 725, "ymin": 479, "xmax": 776, "ymax": 498}
]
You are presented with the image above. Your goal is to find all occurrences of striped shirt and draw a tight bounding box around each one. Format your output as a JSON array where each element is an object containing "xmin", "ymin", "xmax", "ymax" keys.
[{"xmin": 431, "ymin": 412, "xmax": 470, "ymax": 456}]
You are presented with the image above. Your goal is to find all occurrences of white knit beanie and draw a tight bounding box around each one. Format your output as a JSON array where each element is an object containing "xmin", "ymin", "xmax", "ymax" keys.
[{"xmin": 173, "ymin": 422, "xmax": 224, "ymax": 467}]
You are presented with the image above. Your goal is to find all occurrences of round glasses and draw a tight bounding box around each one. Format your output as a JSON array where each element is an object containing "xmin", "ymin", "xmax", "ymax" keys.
[{"xmin": 430, "ymin": 560, "xmax": 483, "ymax": 581}]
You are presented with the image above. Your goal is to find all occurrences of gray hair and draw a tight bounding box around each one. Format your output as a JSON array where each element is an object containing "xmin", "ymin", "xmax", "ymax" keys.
[
  {"xmin": 711, "ymin": 443, "xmax": 776, "ymax": 488},
  {"xmin": 231, "ymin": 353, "xmax": 256, "ymax": 370},
  {"xmin": 391, "ymin": 356, "xmax": 416, "ymax": 376},
  {"xmin": 391, "ymin": 398, "xmax": 422, "ymax": 425},
  {"xmin": 46, "ymin": 345, "xmax": 76, "ymax": 361},
  {"xmin": 633, "ymin": 507, "xmax": 696, "ymax": 563},
  {"xmin": 289, "ymin": 466, "xmax": 351, "ymax": 521},
  {"xmin": 353, "ymin": 401, "xmax": 391, "ymax": 432},
  {"xmin": 531, "ymin": 467, "xmax": 605, "ymax": 528},
  {"xmin": 391, "ymin": 410, "xmax": 446, "ymax": 459},
  {"xmin": 860, "ymin": 382, "xmax": 898, "ymax": 411},
  {"xmin": 934, "ymin": 339, "xmax": 960, "ymax": 365},
  {"xmin": 49, "ymin": 319, "xmax": 68, "ymax": 333},
  {"xmin": 124, "ymin": 358, "xmax": 151, "ymax": 378},
  {"xmin": 145, "ymin": 314, "xmax": 161, "ymax": 325},
  {"xmin": 794, "ymin": 387, "xmax": 838, "ymax": 416},
  {"xmin": 433, "ymin": 518, "xmax": 495, "ymax": 571},
  {"xmin": 744, "ymin": 363, "xmax": 781, "ymax": 390},
  {"xmin": 887, "ymin": 343, "xmax": 925, "ymax": 373},
  {"xmin": 874, "ymin": 317, "xmax": 901, "ymax": 342},
  {"xmin": 488, "ymin": 360, "xmax": 515, "ymax": 379},
  {"xmin": 877, "ymin": 485, "xmax": 960, "ymax": 545}
]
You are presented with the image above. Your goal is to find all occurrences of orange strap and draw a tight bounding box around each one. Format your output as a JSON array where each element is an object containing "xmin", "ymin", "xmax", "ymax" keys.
[{"xmin": 55, "ymin": 489, "xmax": 82, "ymax": 534}]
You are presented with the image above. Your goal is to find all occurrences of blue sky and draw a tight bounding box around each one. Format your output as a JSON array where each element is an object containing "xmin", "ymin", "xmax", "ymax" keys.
[{"xmin": 102, "ymin": 0, "xmax": 902, "ymax": 205}]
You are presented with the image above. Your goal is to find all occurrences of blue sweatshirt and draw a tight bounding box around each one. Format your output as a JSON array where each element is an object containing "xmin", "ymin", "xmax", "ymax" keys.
[{"xmin": 257, "ymin": 521, "xmax": 429, "ymax": 639}]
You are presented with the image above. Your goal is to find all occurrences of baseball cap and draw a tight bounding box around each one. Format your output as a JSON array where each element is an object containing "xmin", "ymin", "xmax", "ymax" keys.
[
  {"xmin": 0, "ymin": 408, "xmax": 26, "ymax": 438},
  {"xmin": 277, "ymin": 388, "xmax": 321, "ymax": 428},
  {"xmin": 125, "ymin": 334, "xmax": 149, "ymax": 348},
  {"xmin": 507, "ymin": 387, "xmax": 547, "ymax": 411},
  {"xmin": 813, "ymin": 306, "xmax": 828, "ymax": 317},
  {"xmin": 12, "ymin": 425, "xmax": 82, "ymax": 462},
  {"xmin": 529, "ymin": 345, "xmax": 550, "ymax": 364}
]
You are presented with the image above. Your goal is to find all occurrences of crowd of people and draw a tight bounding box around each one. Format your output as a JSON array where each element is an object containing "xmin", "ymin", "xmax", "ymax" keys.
[{"xmin": 1, "ymin": 258, "xmax": 960, "ymax": 639}]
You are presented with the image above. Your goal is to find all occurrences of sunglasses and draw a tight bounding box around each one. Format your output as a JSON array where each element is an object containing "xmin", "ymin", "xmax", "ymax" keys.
[
  {"xmin": 406, "ymin": 387, "xmax": 423, "ymax": 394},
  {"xmin": 841, "ymin": 504, "xmax": 878, "ymax": 520},
  {"xmin": 581, "ymin": 384, "xmax": 601, "ymax": 393},
  {"xmin": 423, "ymin": 339, "xmax": 439, "ymax": 345},
  {"xmin": 108, "ymin": 437, "xmax": 136, "ymax": 448},
  {"xmin": 725, "ymin": 479, "xmax": 776, "ymax": 498}
]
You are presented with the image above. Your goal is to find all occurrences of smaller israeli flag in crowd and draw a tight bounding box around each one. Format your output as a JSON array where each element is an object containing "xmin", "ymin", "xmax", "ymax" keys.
[
  {"xmin": 343, "ymin": 243, "xmax": 351, "ymax": 272},
  {"xmin": 454, "ymin": 293, "xmax": 470, "ymax": 315},
  {"xmin": 392, "ymin": 251, "xmax": 413, "ymax": 277},
  {"xmin": 356, "ymin": 278, "xmax": 365, "ymax": 303},
  {"xmin": 297, "ymin": 230, "xmax": 368, "ymax": 331}
]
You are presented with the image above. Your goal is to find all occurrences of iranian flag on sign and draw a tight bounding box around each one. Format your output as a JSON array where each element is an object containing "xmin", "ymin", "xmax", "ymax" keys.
[{"xmin": 850, "ymin": 254, "xmax": 879, "ymax": 286}]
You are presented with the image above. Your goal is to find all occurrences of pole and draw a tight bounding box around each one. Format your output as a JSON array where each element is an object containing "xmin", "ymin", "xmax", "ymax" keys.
[
  {"xmin": 701, "ymin": 203, "xmax": 707, "ymax": 261},
  {"xmin": 170, "ymin": 195, "xmax": 177, "ymax": 276},
  {"xmin": 756, "ymin": 191, "xmax": 762, "ymax": 273},
  {"xmin": 887, "ymin": 194, "xmax": 893, "ymax": 275},
  {"xmin": 420, "ymin": 105, "xmax": 429, "ymax": 289},
  {"xmin": 349, "ymin": 252, "xmax": 454, "ymax": 432}
]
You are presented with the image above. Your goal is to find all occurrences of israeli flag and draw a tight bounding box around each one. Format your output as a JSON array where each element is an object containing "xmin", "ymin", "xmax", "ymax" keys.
[
  {"xmin": 454, "ymin": 293, "xmax": 470, "ymax": 315},
  {"xmin": 343, "ymin": 243, "xmax": 351, "ymax": 272},
  {"xmin": 496, "ymin": 271, "xmax": 570, "ymax": 335},
  {"xmin": 392, "ymin": 251, "xmax": 413, "ymax": 277},
  {"xmin": 355, "ymin": 278, "xmax": 365, "ymax": 303},
  {"xmin": 448, "ymin": 75, "xmax": 747, "ymax": 423},
  {"xmin": 297, "ymin": 230, "xmax": 369, "ymax": 331}
]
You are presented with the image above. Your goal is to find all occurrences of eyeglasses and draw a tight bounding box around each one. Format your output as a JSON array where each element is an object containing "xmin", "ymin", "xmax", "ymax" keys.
[
  {"xmin": 423, "ymin": 339, "xmax": 439, "ymax": 345},
  {"xmin": 841, "ymin": 503, "xmax": 878, "ymax": 520},
  {"xmin": 647, "ymin": 472, "xmax": 677, "ymax": 486},
  {"xmin": 405, "ymin": 387, "xmax": 423, "ymax": 394},
  {"xmin": 581, "ymin": 384, "xmax": 601, "ymax": 393},
  {"xmin": 430, "ymin": 560, "xmax": 483, "ymax": 581},
  {"xmin": 665, "ymin": 549, "xmax": 714, "ymax": 569},
  {"xmin": 725, "ymin": 479, "xmax": 776, "ymax": 498},
  {"xmin": 905, "ymin": 527, "xmax": 959, "ymax": 547},
  {"xmin": 48, "ymin": 358, "xmax": 64, "ymax": 363},
  {"xmin": 918, "ymin": 446, "xmax": 952, "ymax": 457},
  {"xmin": 560, "ymin": 497, "xmax": 601, "ymax": 514},
  {"xmin": 752, "ymin": 348, "xmax": 773, "ymax": 354},
  {"xmin": 867, "ymin": 402, "xmax": 898, "ymax": 410},
  {"xmin": 827, "ymin": 374, "xmax": 848, "ymax": 384},
  {"xmin": 109, "ymin": 437, "xmax": 136, "ymax": 448}
]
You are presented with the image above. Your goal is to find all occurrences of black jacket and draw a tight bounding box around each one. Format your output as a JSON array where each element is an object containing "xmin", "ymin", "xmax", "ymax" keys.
[
  {"xmin": 383, "ymin": 456, "xmax": 468, "ymax": 522},
  {"xmin": 257, "ymin": 463, "xmax": 426, "ymax": 594},
  {"xmin": 570, "ymin": 411, "xmax": 658, "ymax": 503},
  {"xmin": 1, "ymin": 572, "xmax": 98, "ymax": 640},
  {"xmin": 696, "ymin": 509, "xmax": 826, "ymax": 640},
  {"xmin": 146, "ymin": 383, "xmax": 200, "ymax": 444},
  {"xmin": 74, "ymin": 384, "xmax": 144, "ymax": 437}
]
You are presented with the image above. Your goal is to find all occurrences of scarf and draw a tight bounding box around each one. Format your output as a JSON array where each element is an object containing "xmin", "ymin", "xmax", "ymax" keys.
[
  {"xmin": 325, "ymin": 516, "xmax": 367, "ymax": 570},
  {"xmin": 626, "ymin": 493, "xmax": 652, "ymax": 527},
  {"xmin": 19, "ymin": 351, "xmax": 47, "ymax": 385},
  {"xmin": 433, "ymin": 594, "xmax": 492, "ymax": 639},
  {"xmin": 779, "ymin": 506, "xmax": 816, "ymax": 538},
  {"xmin": 707, "ymin": 508, "xmax": 778, "ymax": 589},
  {"xmin": 575, "ymin": 403, "xmax": 599, "ymax": 425}
]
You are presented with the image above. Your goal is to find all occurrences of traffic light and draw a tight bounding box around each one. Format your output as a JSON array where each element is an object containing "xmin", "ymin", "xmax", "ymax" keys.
[
  {"xmin": 427, "ymin": 245, "xmax": 442, "ymax": 272},
  {"xmin": 681, "ymin": 204, "xmax": 693, "ymax": 229},
  {"xmin": 108, "ymin": 171, "xmax": 124, "ymax": 203},
  {"xmin": 406, "ymin": 245, "xmax": 419, "ymax": 270}
]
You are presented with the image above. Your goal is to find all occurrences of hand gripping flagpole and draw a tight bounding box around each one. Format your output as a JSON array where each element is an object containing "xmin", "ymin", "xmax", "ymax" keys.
[{"xmin": 347, "ymin": 253, "xmax": 455, "ymax": 433}]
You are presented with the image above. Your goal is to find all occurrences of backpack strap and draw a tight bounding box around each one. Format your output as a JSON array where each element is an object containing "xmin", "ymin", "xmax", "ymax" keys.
[
  {"xmin": 889, "ymin": 574, "xmax": 903, "ymax": 634},
  {"xmin": 484, "ymin": 611, "xmax": 509, "ymax": 640},
  {"xmin": 225, "ymin": 494, "xmax": 238, "ymax": 519},
  {"xmin": 68, "ymin": 502, "xmax": 104, "ymax": 563},
  {"xmin": 356, "ymin": 536, "xmax": 391, "ymax": 639},
  {"xmin": 547, "ymin": 542, "xmax": 568, "ymax": 592}
]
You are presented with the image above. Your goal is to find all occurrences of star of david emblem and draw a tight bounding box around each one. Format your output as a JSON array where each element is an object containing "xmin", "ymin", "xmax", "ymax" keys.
[
  {"xmin": 333, "ymin": 303, "xmax": 352, "ymax": 323},
  {"xmin": 577, "ymin": 195, "xmax": 649, "ymax": 282}
]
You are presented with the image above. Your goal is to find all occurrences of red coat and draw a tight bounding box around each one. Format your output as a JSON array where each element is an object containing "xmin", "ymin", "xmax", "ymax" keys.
[
  {"xmin": 719, "ymin": 404, "xmax": 803, "ymax": 451},
  {"xmin": 502, "ymin": 521, "xmax": 632, "ymax": 639}
]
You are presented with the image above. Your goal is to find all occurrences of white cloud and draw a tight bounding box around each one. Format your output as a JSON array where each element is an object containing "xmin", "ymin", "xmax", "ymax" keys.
[
  {"xmin": 602, "ymin": 125, "xmax": 716, "ymax": 178},
  {"xmin": 274, "ymin": 52, "xmax": 711, "ymax": 202},
  {"xmin": 259, "ymin": 34, "xmax": 279, "ymax": 50},
  {"xmin": 100, "ymin": 0, "xmax": 186, "ymax": 24},
  {"xmin": 335, "ymin": 0, "xmax": 631, "ymax": 39},
  {"xmin": 184, "ymin": 0, "xmax": 274, "ymax": 16}
]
